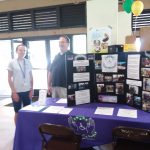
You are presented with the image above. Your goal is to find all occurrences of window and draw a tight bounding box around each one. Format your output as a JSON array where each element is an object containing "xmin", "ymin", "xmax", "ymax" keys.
[
  {"xmin": 28, "ymin": 41, "xmax": 47, "ymax": 69},
  {"xmin": 0, "ymin": 3, "xmax": 86, "ymax": 33},
  {"xmin": 73, "ymin": 34, "xmax": 86, "ymax": 54},
  {"xmin": 28, "ymin": 40, "xmax": 47, "ymax": 89},
  {"xmin": 0, "ymin": 34, "xmax": 87, "ymax": 96},
  {"xmin": 49, "ymin": 40, "xmax": 60, "ymax": 63},
  {"xmin": 132, "ymin": 9, "xmax": 150, "ymax": 31},
  {"xmin": 135, "ymin": 37, "xmax": 141, "ymax": 52},
  {"xmin": 0, "ymin": 40, "xmax": 12, "ymax": 96}
]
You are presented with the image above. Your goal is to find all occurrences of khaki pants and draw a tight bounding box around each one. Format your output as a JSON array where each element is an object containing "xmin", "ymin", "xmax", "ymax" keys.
[{"xmin": 52, "ymin": 87, "xmax": 67, "ymax": 98}]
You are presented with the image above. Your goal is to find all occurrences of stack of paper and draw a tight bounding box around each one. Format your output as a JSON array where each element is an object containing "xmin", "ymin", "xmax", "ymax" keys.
[
  {"xmin": 21, "ymin": 105, "xmax": 45, "ymax": 111},
  {"xmin": 42, "ymin": 106, "xmax": 73, "ymax": 114},
  {"xmin": 94, "ymin": 107, "xmax": 114, "ymax": 115}
]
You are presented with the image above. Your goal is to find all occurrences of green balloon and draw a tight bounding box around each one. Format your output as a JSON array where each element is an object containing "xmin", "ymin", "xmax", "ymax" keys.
[{"xmin": 122, "ymin": 0, "xmax": 133, "ymax": 13}]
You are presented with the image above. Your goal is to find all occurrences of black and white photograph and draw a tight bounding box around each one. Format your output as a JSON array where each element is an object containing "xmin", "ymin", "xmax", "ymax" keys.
[
  {"xmin": 141, "ymin": 57, "xmax": 150, "ymax": 67},
  {"xmin": 68, "ymin": 84, "xmax": 77, "ymax": 90},
  {"xmin": 118, "ymin": 74, "xmax": 125, "ymax": 82},
  {"xmin": 98, "ymin": 95, "xmax": 117, "ymax": 103},
  {"xmin": 142, "ymin": 101, "xmax": 150, "ymax": 112},
  {"xmin": 104, "ymin": 75, "xmax": 112, "ymax": 82},
  {"xmin": 95, "ymin": 60, "xmax": 101, "ymax": 70},
  {"xmin": 116, "ymin": 83, "xmax": 124, "ymax": 94},
  {"xmin": 143, "ymin": 78, "xmax": 150, "ymax": 91},
  {"xmin": 106, "ymin": 85, "xmax": 114, "ymax": 92},
  {"xmin": 113, "ymin": 74, "xmax": 118, "ymax": 82},
  {"xmin": 97, "ymin": 84, "xmax": 105, "ymax": 93},
  {"xmin": 129, "ymin": 85, "xmax": 138, "ymax": 95},
  {"xmin": 78, "ymin": 82, "xmax": 89, "ymax": 90},
  {"xmin": 142, "ymin": 91, "xmax": 150, "ymax": 101},
  {"xmin": 142, "ymin": 91, "xmax": 150, "ymax": 112},
  {"xmin": 126, "ymin": 93, "xmax": 133, "ymax": 106},
  {"xmin": 68, "ymin": 94, "xmax": 75, "ymax": 101},
  {"xmin": 76, "ymin": 66, "xmax": 87, "ymax": 73},
  {"xmin": 141, "ymin": 68, "xmax": 150, "ymax": 77},
  {"xmin": 134, "ymin": 96, "xmax": 141, "ymax": 108},
  {"xmin": 96, "ymin": 74, "xmax": 104, "ymax": 82},
  {"xmin": 142, "ymin": 100, "xmax": 150, "ymax": 112}
]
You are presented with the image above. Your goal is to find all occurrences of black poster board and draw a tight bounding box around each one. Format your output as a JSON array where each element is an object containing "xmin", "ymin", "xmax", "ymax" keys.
[
  {"xmin": 141, "ymin": 52, "xmax": 150, "ymax": 112},
  {"xmin": 125, "ymin": 52, "xmax": 150, "ymax": 112},
  {"xmin": 66, "ymin": 54, "xmax": 95, "ymax": 106},
  {"xmin": 125, "ymin": 53, "xmax": 142, "ymax": 110},
  {"xmin": 94, "ymin": 53, "xmax": 126, "ymax": 104},
  {"xmin": 66, "ymin": 52, "xmax": 150, "ymax": 112}
]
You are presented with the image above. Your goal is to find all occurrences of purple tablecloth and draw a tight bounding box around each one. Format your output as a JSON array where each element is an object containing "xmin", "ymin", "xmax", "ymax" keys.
[{"xmin": 13, "ymin": 98, "xmax": 150, "ymax": 150}]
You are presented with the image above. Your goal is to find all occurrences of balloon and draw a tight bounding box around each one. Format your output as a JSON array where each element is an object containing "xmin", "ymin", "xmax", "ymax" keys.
[
  {"xmin": 122, "ymin": 0, "xmax": 133, "ymax": 13},
  {"xmin": 131, "ymin": 0, "xmax": 144, "ymax": 16}
]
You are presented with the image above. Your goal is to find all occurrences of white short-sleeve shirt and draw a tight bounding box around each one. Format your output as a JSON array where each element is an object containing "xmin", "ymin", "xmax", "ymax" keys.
[{"xmin": 8, "ymin": 58, "xmax": 32, "ymax": 93}]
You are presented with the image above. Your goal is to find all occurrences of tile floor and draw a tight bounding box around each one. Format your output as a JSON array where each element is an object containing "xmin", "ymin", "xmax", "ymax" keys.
[
  {"xmin": 0, "ymin": 98, "xmax": 12, "ymax": 106},
  {"xmin": 0, "ymin": 105, "xmax": 15, "ymax": 150},
  {"xmin": 0, "ymin": 98, "xmax": 113, "ymax": 150}
]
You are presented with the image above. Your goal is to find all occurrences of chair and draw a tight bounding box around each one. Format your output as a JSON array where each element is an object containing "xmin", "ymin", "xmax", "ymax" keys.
[
  {"xmin": 112, "ymin": 126, "xmax": 150, "ymax": 150},
  {"xmin": 39, "ymin": 123, "xmax": 81, "ymax": 150}
]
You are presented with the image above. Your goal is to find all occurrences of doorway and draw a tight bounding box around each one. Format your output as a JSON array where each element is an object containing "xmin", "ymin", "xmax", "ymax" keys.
[{"xmin": 0, "ymin": 34, "xmax": 86, "ymax": 98}]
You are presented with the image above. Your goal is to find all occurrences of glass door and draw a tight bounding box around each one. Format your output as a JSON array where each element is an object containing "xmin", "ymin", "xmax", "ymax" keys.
[
  {"xmin": 73, "ymin": 34, "xmax": 87, "ymax": 54},
  {"xmin": 0, "ymin": 40, "xmax": 12, "ymax": 97},
  {"xmin": 28, "ymin": 40, "xmax": 47, "ymax": 90},
  {"xmin": 49, "ymin": 40, "xmax": 60, "ymax": 63}
]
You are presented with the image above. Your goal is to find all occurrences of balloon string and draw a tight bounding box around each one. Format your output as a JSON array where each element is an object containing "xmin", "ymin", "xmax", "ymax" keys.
[{"xmin": 133, "ymin": 16, "xmax": 138, "ymax": 36}]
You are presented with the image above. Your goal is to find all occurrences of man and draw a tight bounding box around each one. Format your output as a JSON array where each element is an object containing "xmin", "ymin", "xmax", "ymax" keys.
[
  {"xmin": 8, "ymin": 44, "xmax": 33, "ymax": 125},
  {"xmin": 47, "ymin": 35, "xmax": 72, "ymax": 98}
]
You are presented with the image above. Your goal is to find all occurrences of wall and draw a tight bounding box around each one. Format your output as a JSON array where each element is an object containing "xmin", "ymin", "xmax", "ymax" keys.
[
  {"xmin": 0, "ymin": 0, "xmax": 149, "ymax": 13},
  {"xmin": 119, "ymin": 0, "xmax": 150, "ymax": 11},
  {"xmin": 87, "ymin": 0, "xmax": 119, "ymax": 50},
  {"xmin": 0, "ymin": 0, "xmax": 86, "ymax": 39},
  {"xmin": 143, "ymin": 0, "xmax": 150, "ymax": 9},
  {"xmin": 118, "ymin": 12, "xmax": 132, "ymax": 44},
  {"xmin": 0, "ymin": 0, "xmax": 149, "ymax": 42},
  {"xmin": 0, "ymin": 28, "xmax": 86, "ymax": 39},
  {"xmin": 86, "ymin": 0, "xmax": 149, "ymax": 47},
  {"xmin": 117, "ymin": 0, "xmax": 150, "ymax": 44},
  {"xmin": 0, "ymin": 0, "xmax": 78, "ymax": 12}
]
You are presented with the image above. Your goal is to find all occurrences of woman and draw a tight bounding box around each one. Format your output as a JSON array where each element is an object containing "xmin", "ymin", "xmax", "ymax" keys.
[{"xmin": 8, "ymin": 44, "xmax": 33, "ymax": 125}]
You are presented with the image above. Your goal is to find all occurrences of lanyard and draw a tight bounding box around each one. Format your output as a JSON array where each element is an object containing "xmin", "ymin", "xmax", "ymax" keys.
[{"xmin": 18, "ymin": 59, "xmax": 26, "ymax": 79}]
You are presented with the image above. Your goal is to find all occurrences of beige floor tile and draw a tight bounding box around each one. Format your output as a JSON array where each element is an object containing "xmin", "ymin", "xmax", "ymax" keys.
[{"xmin": 0, "ymin": 106, "xmax": 15, "ymax": 150}]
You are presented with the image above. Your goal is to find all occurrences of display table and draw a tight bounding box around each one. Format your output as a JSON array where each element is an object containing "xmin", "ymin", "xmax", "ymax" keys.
[{"xmin": 13, "ymin": 98, "xmax": 150, "ymax": 150}]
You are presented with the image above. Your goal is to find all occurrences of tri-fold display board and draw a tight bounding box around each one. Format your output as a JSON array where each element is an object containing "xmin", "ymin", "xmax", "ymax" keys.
[{"xmin": 66, "ymin": 52, "xmax": 150, "ymax": 112}]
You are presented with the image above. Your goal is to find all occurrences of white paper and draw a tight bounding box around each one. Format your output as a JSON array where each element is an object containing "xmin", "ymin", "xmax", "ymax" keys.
[
  {"xmin": 75, "ymin": 89, "xmax": 90, "ymax": 105},
  {"xmin": 56, "ymin": 98, "xmax": 67, "ymax": 104},
  {"xmin": 98, "ymin": 95, "xmax": 117, "ymax": 103},
  {"xmin": 73, "ymin": 72, "xmax": 90, "ymax": 82},
  {"xmin": 102, "ymin": 54, "xmax": 118, "ymax": 72},
  {"xmin": 73, "ymin": 60, "xmax": 89, "ymax": 67},
  {"xmin": 42, "ymin": 106, "xmax": 65, "ymax": 113},
  {"xmin": 126, "ymin": 79, "xmax": 142, "ymax": 87},
  {"xmin": 94, "ymin": 107, "xmax": 114, "ymax": 115},
  {"xmin": 58, "ymin": 108, "xmax": 73, "ymax": 114},
  {"xmin": 38, "ymin": 89, "xmax": 47, "ymax": 105},
  {"xmin": 21, "ymin": 105, "xmax": 45, "ymax": 111},
  {"xmin": 117, "ymin": 108, "xmax": 137, "ymax": 118},
  {"xmin": 127, "ymin": 55, "xmax": 140, "ymax": 80}
]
